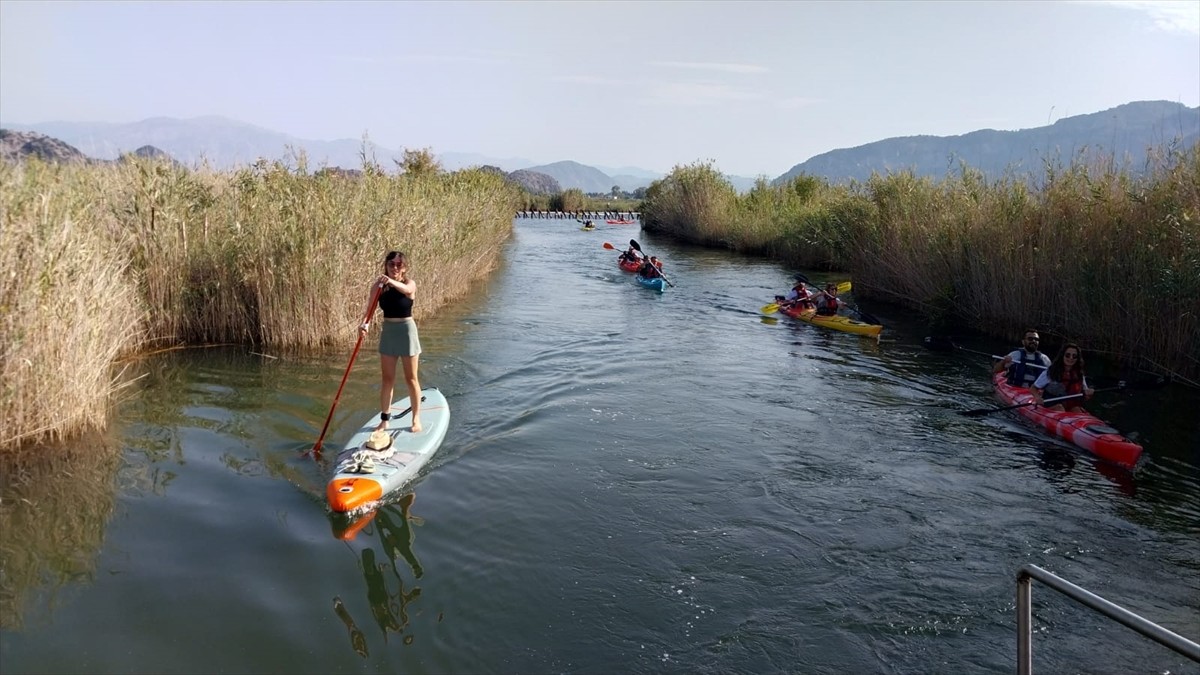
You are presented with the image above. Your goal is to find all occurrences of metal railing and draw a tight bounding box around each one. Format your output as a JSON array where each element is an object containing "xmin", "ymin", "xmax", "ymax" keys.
[{"xmin": 1017, "ymin": 563, "xmax": 1200, "ymax": 674}]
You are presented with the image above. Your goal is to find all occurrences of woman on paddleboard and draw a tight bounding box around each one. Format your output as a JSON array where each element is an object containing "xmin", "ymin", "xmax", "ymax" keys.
[{"xmin": 359, "ymin": 251, "xmax": 423, "ymax": 433}]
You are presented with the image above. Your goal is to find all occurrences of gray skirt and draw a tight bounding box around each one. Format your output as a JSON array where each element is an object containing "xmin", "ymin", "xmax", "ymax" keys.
[{"xmin": 379, "ymin": 318, "xmax": 422, "ymax": 357}]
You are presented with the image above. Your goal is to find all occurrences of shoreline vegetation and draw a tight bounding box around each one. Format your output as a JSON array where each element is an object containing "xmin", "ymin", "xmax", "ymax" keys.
[
  {"xmin": 641, "ymin": 144, "xmax": 1199, "ymax": 388},
  {"xmin": 1, "ymin": 151, "xmax": 520, "ymax": 451},
  {"xmin": 2, "ymin": 143, "xmax": 1197, "ymax": 452}
]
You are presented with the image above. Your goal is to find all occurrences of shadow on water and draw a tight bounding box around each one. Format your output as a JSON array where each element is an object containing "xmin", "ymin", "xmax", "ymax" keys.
[{"xmin": 329, "ymin": 492, "xmax": 425, "ymax": 658}]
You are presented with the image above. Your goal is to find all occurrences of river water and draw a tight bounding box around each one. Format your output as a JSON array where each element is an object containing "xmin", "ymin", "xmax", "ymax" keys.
[{"xmin": 2, "ymin": 219, "xmax": 1198, "ymax": 674}]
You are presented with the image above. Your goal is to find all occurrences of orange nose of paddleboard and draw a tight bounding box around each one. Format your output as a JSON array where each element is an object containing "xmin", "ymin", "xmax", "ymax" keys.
[{"xmin": 327, "ymin": 477, "xmax": 383, "ymax": 513}]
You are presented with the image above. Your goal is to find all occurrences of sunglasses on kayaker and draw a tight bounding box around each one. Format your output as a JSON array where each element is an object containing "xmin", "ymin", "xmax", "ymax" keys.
[{"xmin": 1064, "ymin": 352, "xmax": 1079, "ymax": 359}]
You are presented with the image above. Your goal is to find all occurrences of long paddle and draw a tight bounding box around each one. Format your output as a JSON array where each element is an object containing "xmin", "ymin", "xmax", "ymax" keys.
[
  {"xmin": 312, "ymin": 283, "xmax": 383, "ymax": 456},
  {"xmin": 792, "ymin": 273, "xmax": 878, "ymax": 324},
  {"xmin": 960, "ymin": 375, "xmax": 1168, "ymax": 417},
  {"xmin": 628, "ymin": 239, "xmax": 675, "ymax": 287},
  {"xmin": 761, "ymin": 278, "xmax": 852, "ymax": 314},
  {"xmin": 923, "ymin": 337, "xmax": 1048, "ymax": 371},
  {"xmin": 961, "ymin": 385, "xmax": 1122, "ymax": 417}
]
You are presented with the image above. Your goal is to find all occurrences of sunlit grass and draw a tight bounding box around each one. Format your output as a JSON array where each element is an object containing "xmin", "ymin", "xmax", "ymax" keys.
[
  {"xmin": 641, "ymin": 144, "xmax": 1200, "ymax": 381},
  {"xmin": 0, "ymin": 156, "xmax": 520, "ymax": 450}
]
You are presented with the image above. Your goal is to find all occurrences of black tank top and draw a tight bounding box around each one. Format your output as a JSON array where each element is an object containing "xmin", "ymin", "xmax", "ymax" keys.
[{"xmin": 378, "ymin": 287, "xmax": 413, "ymax": 318}]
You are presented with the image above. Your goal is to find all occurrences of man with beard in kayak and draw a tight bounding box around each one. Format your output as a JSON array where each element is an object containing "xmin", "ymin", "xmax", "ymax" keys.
[{"xmin": 994, "ymin": 329, "xmax": 1051, "ymax": 388}]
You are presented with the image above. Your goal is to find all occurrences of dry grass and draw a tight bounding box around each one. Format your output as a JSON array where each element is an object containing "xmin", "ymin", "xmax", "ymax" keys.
[
  {"xmin": 640, "ymin": 144, "xmax": 1200, "ymax": 380},
  {"xmin": 0, "ymin": 156, "xmax": 520, "ymax": 450}
]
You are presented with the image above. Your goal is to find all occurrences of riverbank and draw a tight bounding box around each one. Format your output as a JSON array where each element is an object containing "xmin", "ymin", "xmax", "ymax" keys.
[
  {"xmin": 640, "ymin": 146, "xmax": 1200, "ymax": 384},
  {"xmin": 0, "ymin": 157, "xmax": 520, "ymax": 450}
]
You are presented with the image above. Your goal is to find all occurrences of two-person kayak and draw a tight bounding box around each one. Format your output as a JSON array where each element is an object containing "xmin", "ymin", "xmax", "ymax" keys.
[
  {"xmin": 778, "ymin": 303, "xmax": 882, "ymax": 339},
  {"xmin": 990, "ymin": 372, "xmax": 1143, "ymax": 468},
  {"xmin": 635, "ymin": 274, "xmax": 667, "ymax": 293}
]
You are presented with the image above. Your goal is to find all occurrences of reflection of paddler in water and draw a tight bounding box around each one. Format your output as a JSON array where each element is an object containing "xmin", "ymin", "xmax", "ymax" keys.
[
  {"xmin": 376, "ymin": 492, "xmax": 424, "ymax": 579},
  {"xmin": 332, "ymin": 492, "xmax": 425, "ymax": 656}
]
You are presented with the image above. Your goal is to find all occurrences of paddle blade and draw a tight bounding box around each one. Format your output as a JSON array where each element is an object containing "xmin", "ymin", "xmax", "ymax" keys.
[
  {"xmin": 603, "ymin": 242, "xmax": 617, "ymax": 250},
  {"xmin": 960, "ymin": 401, "xmax": 1031, "ymax": 417},
  {"xmin": 761, "ymin": 303, "xmax": 780, "ymax": 315},
  {"xmin": 855, "ymin": 307, "xmax": 882, "ymax": 326},
  {"xmin": 838, "ymin": 281, "xmax": 852, "ymax": 294},
  {"xmin": 629, "ymin": 239, "xmax": 642, "ymax": 252},
  {"xmin": 923, "ymin": 336, "xmax": 957, "ymax": 352}
]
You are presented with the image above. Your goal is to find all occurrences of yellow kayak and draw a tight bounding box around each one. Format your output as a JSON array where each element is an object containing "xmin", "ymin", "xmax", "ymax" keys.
[{"xmin": 779, "ymin": 304, "xmax": 882, "ymax": 338}]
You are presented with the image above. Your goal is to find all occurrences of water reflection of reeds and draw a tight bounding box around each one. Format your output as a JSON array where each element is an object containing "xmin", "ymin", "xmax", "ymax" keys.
[{"xmin": 0, "ymin": 437, "xmax": 122, "ymax": 630}]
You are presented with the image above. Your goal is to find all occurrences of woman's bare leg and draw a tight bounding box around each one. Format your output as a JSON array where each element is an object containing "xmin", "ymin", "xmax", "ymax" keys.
[
  {"xmin": 400, "ymin": 354, "xmax": 422, "ymax": 432},
  {"xmin": 376, "ymin": 354, "xmax": 398, "ymax": 431}
]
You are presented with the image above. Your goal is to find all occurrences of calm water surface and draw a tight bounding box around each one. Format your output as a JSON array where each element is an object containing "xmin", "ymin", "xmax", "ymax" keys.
[{"xmin": 2, "ymin": 219, "xmax": 1198, "ymax": 674}]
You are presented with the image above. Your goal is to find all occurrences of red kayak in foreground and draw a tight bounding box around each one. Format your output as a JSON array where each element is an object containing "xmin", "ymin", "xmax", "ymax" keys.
[{"xmin": 991, "ymin": 372, "xmax": 1143, "ymax": 468}]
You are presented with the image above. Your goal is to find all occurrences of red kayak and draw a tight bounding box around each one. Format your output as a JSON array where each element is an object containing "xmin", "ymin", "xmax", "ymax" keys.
[
  {"xmin": 991, "ymin": 372, "xmax": 1143, "ymax": 468},
  {"xmin": 606, "ymin": 219, "xmax": 636, "ymax": 224},
  {"xmin": 618, "ymin": 256, "xmax": 641, "ymax": 272}
]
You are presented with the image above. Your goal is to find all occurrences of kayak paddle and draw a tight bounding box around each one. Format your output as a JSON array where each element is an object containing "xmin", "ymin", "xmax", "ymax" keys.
[
  {"xmin": 792, "ymin": 273, "xmax": 875, "ymax": 324},
  {"xmin": 960, "ymin": 376, "xmax": 1168, "ymax": 417},
  {"xmin": 628, "ymin": 239, "xmax": 675, "ymax": 287}
]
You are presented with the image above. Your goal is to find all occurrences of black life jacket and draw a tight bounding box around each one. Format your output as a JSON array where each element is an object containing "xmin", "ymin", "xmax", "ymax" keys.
[{"xmin": 1005, "ymin": 350, "xmax": 1045, "ymax": 387}]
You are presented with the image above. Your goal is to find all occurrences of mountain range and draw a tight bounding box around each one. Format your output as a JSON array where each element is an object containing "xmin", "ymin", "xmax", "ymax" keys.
[
  {"xmin": 775, "ymin": 100, "xmax": 1198, "ymax": 185},
  {"xmin": 4, "ymin": 100, "xmax": 1195, "ymax": 192}
]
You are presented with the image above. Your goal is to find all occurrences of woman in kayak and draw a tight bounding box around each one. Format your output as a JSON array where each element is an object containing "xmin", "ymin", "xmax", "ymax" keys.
[
  {"xmin": 1031, "ymin": 343, "xmax": 1094, "ymax": 412},
  {"xmin": 359, "ymin": 250, "xmax": 423, "ymax": 433}
]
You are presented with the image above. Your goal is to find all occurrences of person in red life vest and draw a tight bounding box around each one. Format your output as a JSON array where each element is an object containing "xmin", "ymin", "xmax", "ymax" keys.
[
  {"xmin": 994, "ymin": 329, "xmax": 1051, "ymax": 388},
  {"xmin": 781, "ymin": 278, "xmax": 815, "ymax": 310},
  {"xmin": 638, "ymin": 256, "xmax": 662, "ymax": 279},
  {"xmin": 620, "ymin": 244, "xmax": 642, "ymax": 265},
  {"xmin": 814, "ymin": 282, "xmax": 844, "ymax": 316},
  {"xmin": 1031, "ymin": 343, "xmax": 1094, "ymax": 411}
]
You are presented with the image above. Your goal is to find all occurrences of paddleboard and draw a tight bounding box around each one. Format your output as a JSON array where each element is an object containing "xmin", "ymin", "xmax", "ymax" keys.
[{"xmin": 326, "ymin": 387, "xmax": 450, "ymax": 514}]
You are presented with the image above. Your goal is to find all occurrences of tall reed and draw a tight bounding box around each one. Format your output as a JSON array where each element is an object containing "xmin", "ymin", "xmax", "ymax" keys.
[
  {"xmin": 0, "ymin": 160, "xmax": 144, "ymax": 448},
  {"xmin": 1, "ymin": 156, "xmax": 521, "ymax": 450},
  {"xmin": 639, "ymin": 144, "xmax": 1200, "ymax": 381}
]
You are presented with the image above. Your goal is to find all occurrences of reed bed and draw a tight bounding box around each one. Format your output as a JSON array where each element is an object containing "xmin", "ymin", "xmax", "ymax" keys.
[
  {"xmin": 1, "ymin": 157, "xmax": 520, "ymax": 450},
  {"xmin": 641, "ymin": 145, "xmax": 1200, "ymax": 381}
]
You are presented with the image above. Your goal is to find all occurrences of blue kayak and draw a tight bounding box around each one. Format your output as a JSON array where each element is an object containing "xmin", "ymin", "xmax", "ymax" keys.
[{"xmin": 635, "ymin": 275, "xmax": 666, "ymax": 293}]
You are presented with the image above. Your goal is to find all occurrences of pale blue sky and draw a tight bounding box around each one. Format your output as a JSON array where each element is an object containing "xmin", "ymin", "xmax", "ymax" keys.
[{"xmin": 2, "ymin": 0, "xmax": 1197, "ymax": 176}]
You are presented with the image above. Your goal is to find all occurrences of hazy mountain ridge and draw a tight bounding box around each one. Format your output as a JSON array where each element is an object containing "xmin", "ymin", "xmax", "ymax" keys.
[
  {"xmin": 775, "ymin": 101, "xmax": 1200, "ymax": 185},
  {"xmin": 0, "ymin": 128, "xmax": 563, "ymax": 195},
  {"xmin": 0, "ymin": 116, "xmax": 673, "ymax": 192},
  {"xmin": 5, "ymin": 101, "xmax": 1192, "ymax": 193}
]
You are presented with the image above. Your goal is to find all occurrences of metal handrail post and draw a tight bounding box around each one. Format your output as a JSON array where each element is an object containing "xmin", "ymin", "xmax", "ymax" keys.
[
  {"xmin": 1016, "ymin": 564, "xmax": 1200, "ymax": 674},
  {"xmin": 1018, "ymin": 573, "xmax": 1032, "ymax": 675}
]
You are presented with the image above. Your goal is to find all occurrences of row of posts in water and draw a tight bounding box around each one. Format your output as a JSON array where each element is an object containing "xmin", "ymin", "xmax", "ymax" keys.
[{"xmin": 516, "ymin": 211, "xmax": 641, "ymax": 220}]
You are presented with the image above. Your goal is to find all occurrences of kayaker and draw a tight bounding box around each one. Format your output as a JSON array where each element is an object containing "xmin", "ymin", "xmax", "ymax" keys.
[
  {"xmin": 359, "ymin": 250, "xmax": 424, "ymax": 434},
  {"xmin": 814, "ymin": 283, "xmax": 845, "ymax": 316},
  {"xmin": 1031, "ymin": 343, "xmax": 1094, "ymax": 411},
  {"xmin": 620, "ymin": 245, "xmax": 642, "ymax": 264},
  {"xmin": 782, "ymin": 278, "xmax": 815, "ymax": 310},
  {"xmin": 639, "ymin": 257, "xmax": 662, "ymax": 279},
  {"xmin": 994, "ymin": 329, "xmax": 1051, "ymax": 388}
]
